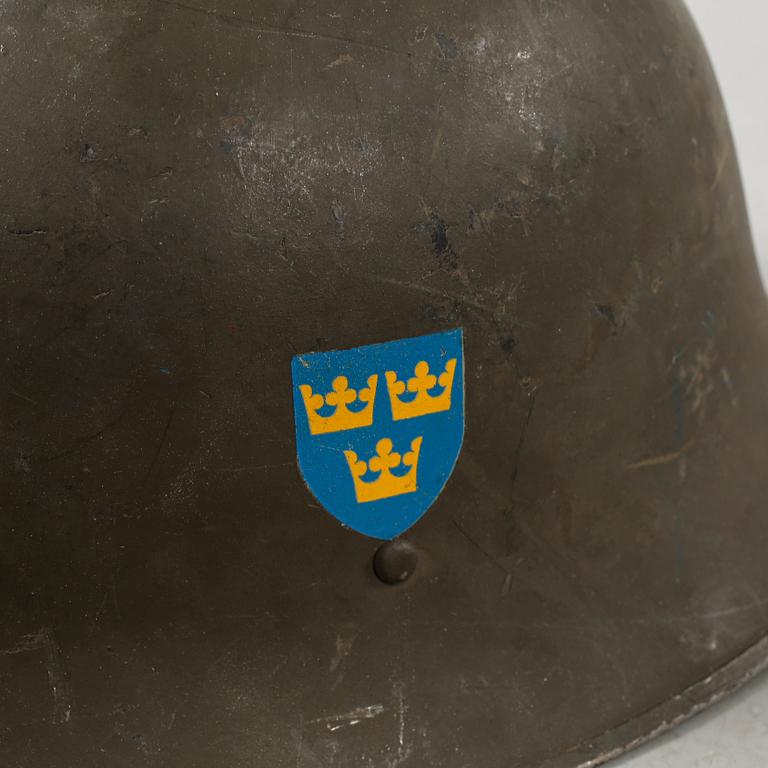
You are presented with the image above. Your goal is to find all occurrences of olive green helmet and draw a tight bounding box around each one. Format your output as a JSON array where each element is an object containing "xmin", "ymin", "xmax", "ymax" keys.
[{"xmin": 2, "ymin": 0, "xmax": 767, "ymax": 765}]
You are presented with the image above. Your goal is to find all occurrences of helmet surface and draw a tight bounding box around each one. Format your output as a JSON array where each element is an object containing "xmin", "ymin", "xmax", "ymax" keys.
[{"xmin": 2, "ymin": 0, "xmax": 768, "ymax": 765}]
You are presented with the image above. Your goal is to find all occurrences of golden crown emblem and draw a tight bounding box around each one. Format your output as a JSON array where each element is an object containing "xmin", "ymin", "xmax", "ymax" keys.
[
  {"xmin": 385, "ymin": 359, "xmax": 457, "ymax": 420},
  {"xmin": 344, "ymin": 437, "xmax": 423, "ymax": 503},
  {"xmin": 299, "ymin": 375, "xmax": 378, "ymax": 435}
]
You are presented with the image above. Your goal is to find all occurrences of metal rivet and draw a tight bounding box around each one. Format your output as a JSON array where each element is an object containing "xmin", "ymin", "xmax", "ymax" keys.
[{"xmin": 373, "ymin": 540, "xmax": 418, "ymax": 585}]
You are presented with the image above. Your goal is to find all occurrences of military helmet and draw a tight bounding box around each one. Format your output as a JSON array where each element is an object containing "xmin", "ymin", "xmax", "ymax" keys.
[{"xmin": 2, "ymin": 0, "xmax": 768, "ymax": 765}]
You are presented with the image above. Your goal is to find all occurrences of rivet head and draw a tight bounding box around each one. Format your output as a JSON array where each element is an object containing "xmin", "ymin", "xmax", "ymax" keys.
[{"xmin": 373, "ymin": 540, "xmax": 418, "ymax": 585}]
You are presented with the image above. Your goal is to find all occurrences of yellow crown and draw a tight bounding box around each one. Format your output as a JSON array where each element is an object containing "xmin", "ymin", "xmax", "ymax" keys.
[
  {"xmin": 299, "ymin": 375, "xmax": 378, "ymax": 435},
  {"xmin": 385, "ymin": 359, "xmax": 457, "ymax": 421},
  {"xmin": 344, "ymin": 437, "xmax": 423, "ymax": 503}
]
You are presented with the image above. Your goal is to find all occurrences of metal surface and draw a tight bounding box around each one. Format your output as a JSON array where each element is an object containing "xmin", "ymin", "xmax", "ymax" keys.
[
  {"xmin": 2, "ymin": 0, "xmax": 768, "ymax": 766},
  {"xmin": 373, "ymin": 541, "xmax": 419, "ymax": 585}
]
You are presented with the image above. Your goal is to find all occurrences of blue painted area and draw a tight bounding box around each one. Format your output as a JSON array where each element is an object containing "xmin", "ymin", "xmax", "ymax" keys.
[{"xmin": 292, "ymin": 329, "xmax": 464, "ymax": 540}]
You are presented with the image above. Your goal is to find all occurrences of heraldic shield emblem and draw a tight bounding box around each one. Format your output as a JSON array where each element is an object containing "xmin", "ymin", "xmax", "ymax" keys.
[{"xmin": 291, "ymin": 329, "xmax": 465, "ymax": 540}]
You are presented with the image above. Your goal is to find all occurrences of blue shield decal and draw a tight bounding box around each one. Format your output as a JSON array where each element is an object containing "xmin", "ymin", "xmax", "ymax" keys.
[{"xmin": 292, "ymin": 329, "xmax": 464, "ymax": 540}]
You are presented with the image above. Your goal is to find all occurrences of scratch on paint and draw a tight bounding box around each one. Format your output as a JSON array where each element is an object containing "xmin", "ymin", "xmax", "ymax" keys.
[
  {"xmin": 710, "ymin": 140, "xmax": 732, "ymax": 192},
  {"xmin": 0, "ymin": 631, "xmax": 48, "ymax": 656},
  {"xmin": 324, "ymin": 53, "xmax": 353, "ymax": 70},
  {"xmin": 296, "ymin": 714, "xmax": 303, "ymax": 768},
  {"xmin": 329, "ymin": 633, "xmax": 357, "ymax": 674},
  {"xmin": 625, "ymin": 438, "xmax": 695, "ymax": 471},
  {"xmin": 216, "ymin": 461, "xmax": 293, "ymax": 474},
  {"xmin": 7, "ymin": 388, "xmax": 39, "ymax": 405},
  {"xmin": 681, "ymin": 343, "xmax": 716, "ymax": 415},
  {"xmin": 144, "ymin": 403, "xmax": 176, "ymax": 481},
  {"xmin": 0, "ymin": 630, "xmax": 71, "ymax": 723},
  {"xmin": 154, "ymin": 0, "xmax": 414, "ymax": 59},
  {"xmin": 382, "ymin": 680, "xmax": 411, "ymax": 767},
  {"xmin": 430, "ymin": 127, "xmax": 444, "ymax": 162},
  {"xmin": 720, "ymin": 367, "xmax": 739, "ymax": 408},
  {"xmin": 309, "ymin": 704, "xmax": 386, "ymax": 732},
  {"xmin": 396, "ymin": 682, "xmax": 406, "ymax": 753}
]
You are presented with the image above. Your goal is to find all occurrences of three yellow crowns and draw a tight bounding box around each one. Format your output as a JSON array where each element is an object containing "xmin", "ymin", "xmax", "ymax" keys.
[{"xmin": 298, "ymin": 359, "xmax": 457, "ymax": 503}]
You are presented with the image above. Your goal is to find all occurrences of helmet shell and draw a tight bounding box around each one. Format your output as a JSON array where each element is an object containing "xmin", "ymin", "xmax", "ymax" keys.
[{"xmin": 2, "ymin": 0, "xmax": 767, "ymax": 765}]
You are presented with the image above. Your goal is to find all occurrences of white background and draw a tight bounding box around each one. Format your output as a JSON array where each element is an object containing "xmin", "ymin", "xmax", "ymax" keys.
[
  {"xmin": 615, "ymin": 3, "xmax": 768, "ymax": 766},
  {"xmin": 686, "ymin": 1, "xmax": 768, "ymax": 279}
]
